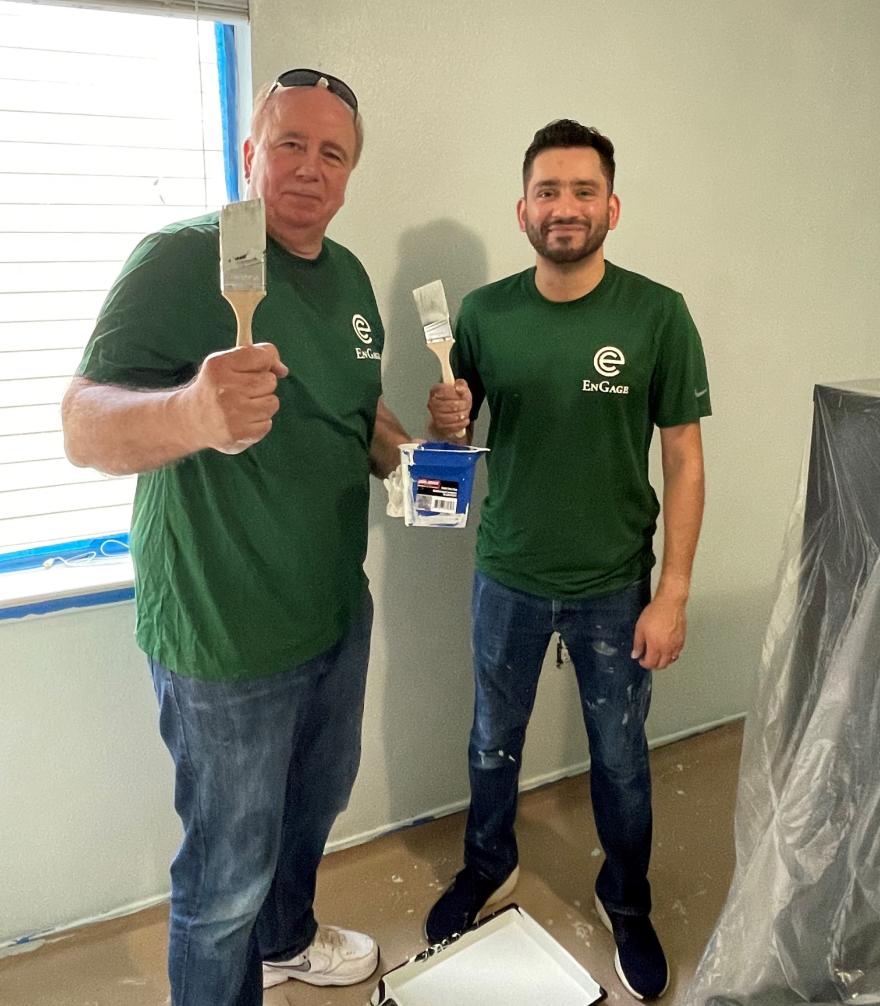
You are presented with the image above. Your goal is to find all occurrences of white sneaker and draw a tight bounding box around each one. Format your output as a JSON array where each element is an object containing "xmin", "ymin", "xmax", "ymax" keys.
[{"xmin": 262, "ymin": 925, "xmax": 379, "ymax": 989}]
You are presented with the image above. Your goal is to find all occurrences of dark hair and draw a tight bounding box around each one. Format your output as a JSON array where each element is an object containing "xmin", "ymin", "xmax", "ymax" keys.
[{"xmin": 522, "ymin": 119, "xmax": 615, "ymax": 193}]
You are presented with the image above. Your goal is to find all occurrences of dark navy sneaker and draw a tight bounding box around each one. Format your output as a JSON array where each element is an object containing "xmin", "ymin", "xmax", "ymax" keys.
[
  {"xmin": 595, "ymin": 893, "xmax": 669, "ymax": 1000},
  {"xmin": 425, "ymin": 864, "xmax": 519, "ymax": 944}
]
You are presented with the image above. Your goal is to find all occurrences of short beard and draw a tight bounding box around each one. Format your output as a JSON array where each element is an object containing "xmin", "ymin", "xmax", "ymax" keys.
[{"xmin": 524, "ymin": 217, "xmax": 609, "ymax": 264}]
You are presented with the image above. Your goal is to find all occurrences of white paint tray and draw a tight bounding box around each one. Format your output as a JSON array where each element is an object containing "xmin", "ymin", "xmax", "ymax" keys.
[{"xmin": 371, "ymin": 905, "xmax": 605, "ymax": 1006}]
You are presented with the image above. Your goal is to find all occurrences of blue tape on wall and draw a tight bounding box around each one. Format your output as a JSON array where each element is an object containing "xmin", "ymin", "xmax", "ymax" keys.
[
  {"xmin": 215, "ymin": 23, "xmax": 240, "ymax": 202},
  {"xmin": 0, "ymin": 535, "xmax": 133, "ymax": 619},
  {"xmin": 0, "ymin": 586, "xmax": 135, "ymax": 621},
  {"xmin": 0, "ymin": 535, "xmax": 130, "ymax": 575}
]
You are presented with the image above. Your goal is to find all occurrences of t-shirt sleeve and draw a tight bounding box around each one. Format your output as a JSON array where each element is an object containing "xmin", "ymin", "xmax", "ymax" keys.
[
  {"xmin": 650, "ymin": 292, "xmax": 712, "ymax": 427},
  {"xmin": 451, "ymin": 294, "xmax": 486, "ymax": 422},
  {"xmin": 77, "ymin": 229, "xmax": 218, "ymax": 389}
]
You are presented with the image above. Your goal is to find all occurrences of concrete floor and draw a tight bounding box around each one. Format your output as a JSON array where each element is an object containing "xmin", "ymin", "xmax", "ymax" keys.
[{"xmin": 0, "ymin": 720, "xmax": 743, "ymax": 1005}]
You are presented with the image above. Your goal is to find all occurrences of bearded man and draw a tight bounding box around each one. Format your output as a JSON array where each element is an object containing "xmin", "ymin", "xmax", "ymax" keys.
[{"xmin": 423, "ymin": 119, "xmax": 711, "ymax": 1002}]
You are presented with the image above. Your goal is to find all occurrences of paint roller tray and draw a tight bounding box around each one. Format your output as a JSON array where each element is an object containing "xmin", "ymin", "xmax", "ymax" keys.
[{"xmin": 370, "ymin": 904, "xmax": 606, "ymax": 1006}]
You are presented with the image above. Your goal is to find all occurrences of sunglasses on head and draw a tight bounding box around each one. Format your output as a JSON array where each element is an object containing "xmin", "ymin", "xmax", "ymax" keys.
[{"xmin": 268, "ymin": 68, "xmax": 358, "ymax": 116}]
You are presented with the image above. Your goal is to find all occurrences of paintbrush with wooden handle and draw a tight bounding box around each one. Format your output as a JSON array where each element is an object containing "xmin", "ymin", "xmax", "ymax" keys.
[
  {"xmin": 413, "ymin": 279, "xmax": 466, "ymax": 439},
  {"xmin": 220, "ymin": 198, "xmax": 266, "ymax": 347}
]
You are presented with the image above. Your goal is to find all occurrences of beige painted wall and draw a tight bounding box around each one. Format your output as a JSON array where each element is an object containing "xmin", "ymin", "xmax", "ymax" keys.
[
  {"xmin": 2, "ymin": 0, "xmax": 878, "ymax": 944},
  {"xmin": 250, "ymin": 0, "xmax": 879, "ymax": 827}
]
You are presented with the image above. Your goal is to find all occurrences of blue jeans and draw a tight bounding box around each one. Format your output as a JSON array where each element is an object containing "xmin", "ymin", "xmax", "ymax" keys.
[
  {"xmin": 465, "ymin": 571, "xmax": 654, "ymax": 916},
  {"xmin": 150, "ymin": 590, "xmax": 373, "ymax": 1006}
]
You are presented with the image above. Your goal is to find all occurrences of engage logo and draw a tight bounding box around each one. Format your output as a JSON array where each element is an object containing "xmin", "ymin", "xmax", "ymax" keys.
[
  {"xmin": 583, "ymin": 345, "xmax": 629, "ymax": 395},
  {"xmin": 352, "ymin": 314, "xmax": 373, "ymax": 344},
  {"xmin": 593, "ymin": 345, "xmax": 625, "ymax": 377},
  {"xmin": 352, "ymin": 313, "xmax": 380, "ymax": 361}
]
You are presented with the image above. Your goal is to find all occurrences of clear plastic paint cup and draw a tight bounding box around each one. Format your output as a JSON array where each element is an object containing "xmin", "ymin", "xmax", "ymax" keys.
[{"xmin": 399, "ymin": 441, "xmax": 489, "ymax": 528}]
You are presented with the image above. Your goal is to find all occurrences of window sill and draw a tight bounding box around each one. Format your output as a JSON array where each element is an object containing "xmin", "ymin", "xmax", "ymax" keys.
[{"xmin": 0, "ymin": 557, "xmax": 134, "ymax": 621}]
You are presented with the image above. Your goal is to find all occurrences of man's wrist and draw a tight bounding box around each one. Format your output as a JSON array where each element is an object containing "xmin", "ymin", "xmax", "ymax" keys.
[
  {"xmin": 425, "ymin": 422, "xmax": 469, "ymax": 444},
  {"xmin": 653, "ymin": 573, "xmax": 690, "ymax": 605},
  {"xmin": 166, "ymin": 384, "xmax": 210, "ymax": 456}
]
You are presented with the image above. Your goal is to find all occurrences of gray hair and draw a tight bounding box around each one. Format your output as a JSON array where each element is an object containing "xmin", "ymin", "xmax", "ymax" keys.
[{"xmin": 249, "ymin": 80, "xmax": 364, "ymax": 167}]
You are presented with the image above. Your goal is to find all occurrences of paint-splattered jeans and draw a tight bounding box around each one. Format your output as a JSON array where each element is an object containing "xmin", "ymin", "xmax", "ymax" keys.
[
  {"xmin": 149, "ymin": 590, "xmax": 372, "ymax": 1006},
  {"xmin": 465, "ymin": 571, "xmax": 654, "ymax": 916}
]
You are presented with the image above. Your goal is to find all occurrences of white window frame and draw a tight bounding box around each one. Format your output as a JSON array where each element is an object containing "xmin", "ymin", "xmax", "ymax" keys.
[{"xmin": 0, "ymin": 0, "xmax": 250, "ymax": 618}]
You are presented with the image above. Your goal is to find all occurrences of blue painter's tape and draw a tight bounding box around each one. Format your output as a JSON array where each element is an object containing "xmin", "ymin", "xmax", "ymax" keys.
[
  {"xmin": 0, "ymin": 535, "xmax": 130, "ymax": 575},
  {"xmin": 214, "ymin": 22, "xmax": 240, "ymax": 202},
  {"xmin": 0, "ymin": 587, "xmax": 134, "ymax": 621}
]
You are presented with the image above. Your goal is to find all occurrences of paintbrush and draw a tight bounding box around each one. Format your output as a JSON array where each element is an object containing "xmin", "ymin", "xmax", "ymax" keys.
[
  {"xmin": 412, "ymin": 279, "xmax": 466, "ymax": 438},
  {"xmin": 220, "ymin": 197, "xmax": 266, "ymax": 347}
]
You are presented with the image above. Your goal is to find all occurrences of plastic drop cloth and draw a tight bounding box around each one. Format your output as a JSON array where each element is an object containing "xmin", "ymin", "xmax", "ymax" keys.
[{"xmin": 686, "ymin": 380, "xmax": 880, "ymax": 1006}]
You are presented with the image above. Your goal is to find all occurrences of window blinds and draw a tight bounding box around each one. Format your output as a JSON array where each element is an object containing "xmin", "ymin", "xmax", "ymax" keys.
[
  {"xmin": 21, "ymin": 0, "xmax": 248, "ymax": 23},
  {"xmin": 0, "ymin": 0, "xmax": 230, "ymax": 558}
]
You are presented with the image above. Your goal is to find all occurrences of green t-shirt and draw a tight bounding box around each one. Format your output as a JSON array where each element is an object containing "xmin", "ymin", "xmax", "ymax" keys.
[
  {"xmin": 78, "ymin": 213, "xmax": 384, "ymax": 680},
  {"xmin": 453, "ymin": 261, "xmax": 711, "ymax": 599}
]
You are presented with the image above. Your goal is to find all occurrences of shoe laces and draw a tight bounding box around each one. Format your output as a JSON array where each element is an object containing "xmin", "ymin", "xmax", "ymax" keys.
[{"xmin": 314, "ymin": 925, "xmax": 344, "ymax": 952}]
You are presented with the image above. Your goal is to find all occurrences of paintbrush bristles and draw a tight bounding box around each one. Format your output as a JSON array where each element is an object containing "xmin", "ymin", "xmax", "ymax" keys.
[
  {"xmin": 413, "ymin": 278, "xmax": 465, "ymax": 436},
  {"xmin": 412, "ymin": 280, "xmax": 450, "ymax": 330}
]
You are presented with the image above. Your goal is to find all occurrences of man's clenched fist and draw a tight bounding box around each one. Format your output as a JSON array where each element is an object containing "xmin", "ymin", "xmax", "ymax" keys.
[{"xmin": 184, "ymin": 342, "xmax": 289, "ymax": 454}]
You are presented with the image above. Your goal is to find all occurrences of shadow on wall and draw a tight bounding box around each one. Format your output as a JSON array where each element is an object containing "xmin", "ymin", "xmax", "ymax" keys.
[
  {"xmin": 368, "ymin": 219, "xmax": 490, "ymax": 828},
  {"xmin": 379, "ymin": 219, "xmax": 492, "ymax": 428},
  {"xmin": 647, "ymin": 579, "xmax": 769, "ymax": 742}
]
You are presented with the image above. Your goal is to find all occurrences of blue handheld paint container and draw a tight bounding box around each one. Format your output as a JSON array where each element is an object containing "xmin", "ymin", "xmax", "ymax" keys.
[{"xmin": 399, "ymin": 441, "xmax": 489, "ymax": 528}]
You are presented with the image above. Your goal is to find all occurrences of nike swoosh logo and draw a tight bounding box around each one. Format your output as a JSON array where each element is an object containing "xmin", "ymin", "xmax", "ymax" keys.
[{"xmin": 695, "ymin": 388, "xmax": 708, "ymax": 398}]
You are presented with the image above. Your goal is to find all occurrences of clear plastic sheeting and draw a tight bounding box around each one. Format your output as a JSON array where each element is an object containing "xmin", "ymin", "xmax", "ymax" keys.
[{"xmin": 686, "ymin": 380, "xmax": 880, "ymax": 1006}]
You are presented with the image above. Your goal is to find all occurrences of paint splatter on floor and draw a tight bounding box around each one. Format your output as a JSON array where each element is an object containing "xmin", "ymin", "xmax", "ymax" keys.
[{"xmin": 573, "ymin": 920, "xmax": 593, "ymax": 946}]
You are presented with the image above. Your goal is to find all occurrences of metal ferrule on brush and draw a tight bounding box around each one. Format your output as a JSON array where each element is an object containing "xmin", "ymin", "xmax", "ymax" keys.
[
  {"xmin": 424, "ymin": 319, "xmax": 454, "ymax": 342},
  {"xmin": 220, "ymin": 249, "xmax": 265, "ymax": 291}
]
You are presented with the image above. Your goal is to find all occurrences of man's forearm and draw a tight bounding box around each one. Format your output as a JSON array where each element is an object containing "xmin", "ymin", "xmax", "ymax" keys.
[
  {"xmin": 369, "ymin": 398, "xmax": 412, "ymax": 478},
  {"xmin": 655, "ymin": 422, "xmax": 705, "ymax": 603},
  {"xmin": 62, "ymin": 377, "xmax": 202, "ymax": 476}
]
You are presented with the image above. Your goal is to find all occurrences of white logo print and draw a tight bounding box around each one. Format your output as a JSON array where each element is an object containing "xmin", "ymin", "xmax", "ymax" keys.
[
  {"xmin": 352, "ymin": 313, "xmax": 381, "ymax": 361},
  {"xmin": 582, "ymin": 344, "xmax": 629, "ymax": 395},
  {"xmin": 593, "ymin": 346, "xmax": 625, "ymax": 377},
  {"xmin": 352, "ymin": 314, "xmax": 373, "ymax": 344}
]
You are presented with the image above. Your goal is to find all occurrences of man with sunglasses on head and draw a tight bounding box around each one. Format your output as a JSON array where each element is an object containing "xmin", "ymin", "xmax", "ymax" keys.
[
  {"xmin": 424, "ymin": 120, "xmax": 710, "ymax": 1000},
  {"xmin": 62, "ymin": 70, "xmax": 409, "ymax": 1005}
]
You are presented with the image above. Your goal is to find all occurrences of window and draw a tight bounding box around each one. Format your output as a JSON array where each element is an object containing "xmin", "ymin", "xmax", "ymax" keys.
[{"xmin": 0, "ymin": 0, "xmax": 244, "ymax": 575}]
